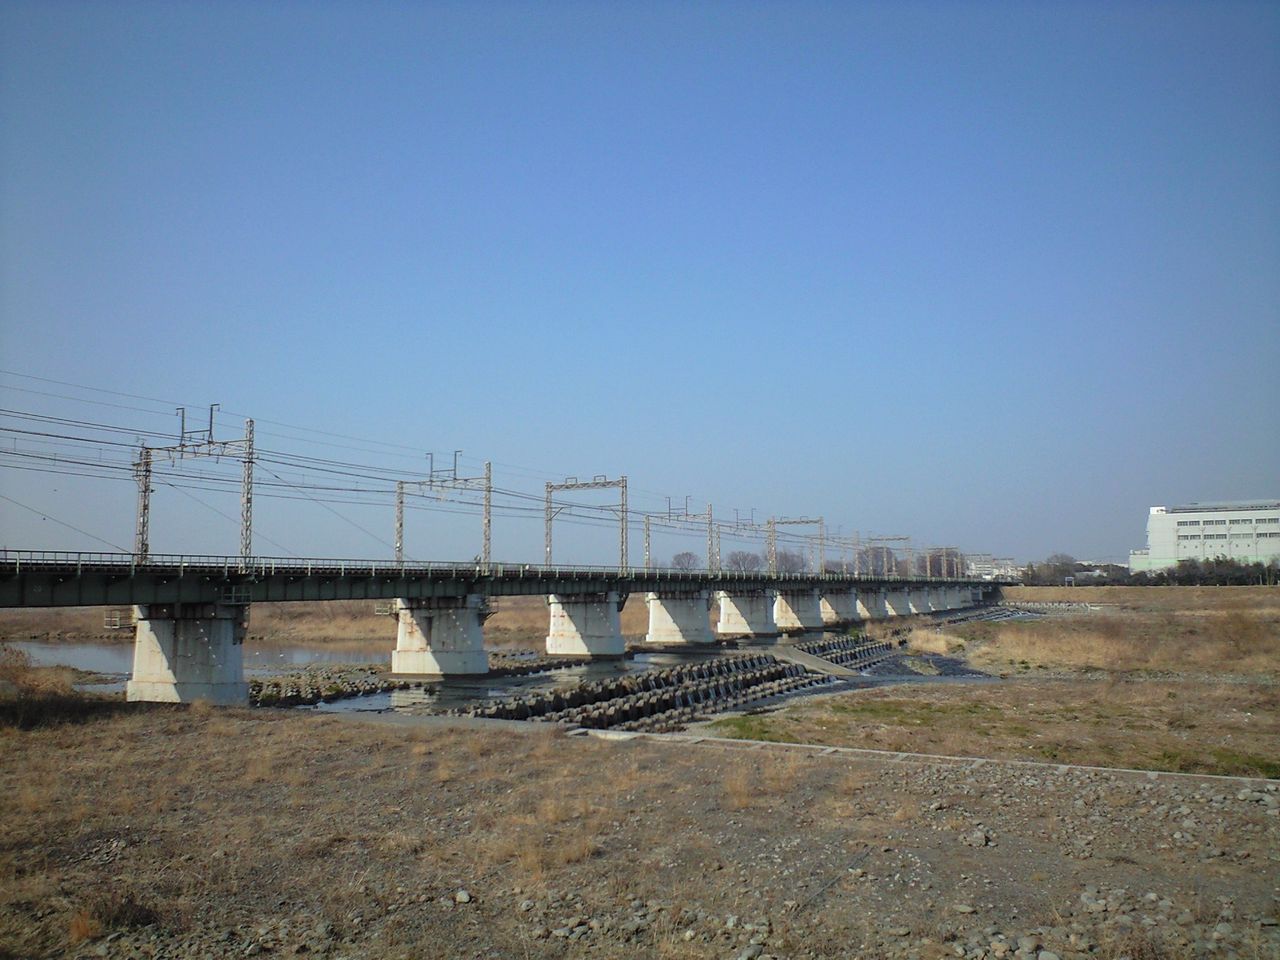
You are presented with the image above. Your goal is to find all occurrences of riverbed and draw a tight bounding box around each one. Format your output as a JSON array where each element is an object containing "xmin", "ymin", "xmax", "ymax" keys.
[{"xmin": 10, "ymin": 629, "xmax": 996, "ymax": 718}]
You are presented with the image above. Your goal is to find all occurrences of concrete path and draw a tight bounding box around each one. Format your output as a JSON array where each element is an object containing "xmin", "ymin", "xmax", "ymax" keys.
[{"xmin": 770, "ymin": 644, "xmax": 863, "ymax": 678}]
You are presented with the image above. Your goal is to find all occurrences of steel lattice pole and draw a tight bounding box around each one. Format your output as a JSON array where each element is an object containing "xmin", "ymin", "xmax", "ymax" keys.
[
  {"xmin": 619, "ymin": 477, "xmax": 628, "ymax": 574},
  {"xmin": 134, "ymin": 445, "xmax": 152, "ymax": 562},
  {"xmin": 395, "ymin": 481, "xmax": 405, "ymax": 564},
  {"xmin": 482, "ymin": 462, "xmax": 492, "ymax": 572},
  {"xmin": 239, "ymin": 419, "xmax": 254, "ymax": 568},
  {"xmin": 544, "ymin": 482, "xmax": 553, "ymax": 565}
]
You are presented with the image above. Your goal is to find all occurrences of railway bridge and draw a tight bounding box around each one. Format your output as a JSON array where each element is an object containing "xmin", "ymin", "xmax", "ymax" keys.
[{"xmin": 0, "ymin": 550, "xmax": 1002, "ymax": 705}]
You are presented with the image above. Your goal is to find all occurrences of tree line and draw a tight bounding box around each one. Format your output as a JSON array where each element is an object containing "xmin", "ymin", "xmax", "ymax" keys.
[{"xmin": 1022, "ymin": 554, "xmax": 1280, "ymax": 587}]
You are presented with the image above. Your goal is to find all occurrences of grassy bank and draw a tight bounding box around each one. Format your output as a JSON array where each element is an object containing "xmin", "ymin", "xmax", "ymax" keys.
[
  {"xmin": 965, "ymin": 585, "xmax": 1280, "ymax": 675},
  {"xmin": 706, "ymin": 679, "xmax": 1280, "ymax": 777}
]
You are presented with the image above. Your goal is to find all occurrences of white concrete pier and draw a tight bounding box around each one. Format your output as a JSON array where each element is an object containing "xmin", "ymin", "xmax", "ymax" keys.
[
  {"xmin": 546, "ymin": 592, "xmax": 625, "ymax": 658},
  {"xmin": 126, "ymin": 602, "xmax": 249, "ymax": 705},
  {"xmin": 857, "ymin": 589, "xmax": 888, "ymax": 620},
  {"xmin": 908, "ymin": 588, "xmax": 934, "ymax": 615},
  {"xmin": 819, "ymin": 589, "xmax": 858, "ymax": 627},
  {"xmin": 392, "ymin": 596, "xmax": 488, "ymax": 676},
  {"xmin": 774, "ymin": 588, "xmax": 824, "ymax": 633},
  {"xmin": 715, "ymin": 590, "xmax": 778, "ymax": 639},
  {"xmin": 645, "ymin": 591, "xmax": 714, "ymax": 645},
  {"xmin": 884, "ymin": 589, "xmax": 912, "ymax": 617}
]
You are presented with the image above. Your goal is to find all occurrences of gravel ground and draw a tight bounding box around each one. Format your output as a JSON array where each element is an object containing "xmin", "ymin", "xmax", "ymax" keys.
[{"xmin": 1, "ymin": 705, "xmax": 1276, "ymax": 960}]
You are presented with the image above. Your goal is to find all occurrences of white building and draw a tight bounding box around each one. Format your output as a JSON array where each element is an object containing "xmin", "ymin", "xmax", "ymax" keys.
[{"xmin": 1129, "ymin": 500, "xmax": 1280, "ymax": 572}]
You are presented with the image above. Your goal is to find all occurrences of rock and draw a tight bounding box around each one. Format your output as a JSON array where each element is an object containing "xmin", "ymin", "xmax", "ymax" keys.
[
  {"xmin": 737, "ymin": 947, "xmax": 764, "ymax": 960},
  {"xmin": 886, "ymin": 927, "xmax": 911, "ymax": 937},
  {"xmin": 454, "ymin": 890, "xmax": 472, "ymax": 904},
  {"xmin": 954, "ymin": 904, "xmax": 976, "ymax": 914},
  {"xmin": 1038, "ymin": 952, "xmax": 1061, "ymax": 960},
  {"xmin": 519, "ymin": 899, "xmax": 534, "ymax": 912}
]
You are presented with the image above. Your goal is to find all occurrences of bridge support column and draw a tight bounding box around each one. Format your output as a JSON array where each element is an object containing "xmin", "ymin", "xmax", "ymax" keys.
[
  {"xmin": 546, "ymin": 592, "xmax": 625, "ymax": 658},
  {"xmin": 126, "ymin": 602, "xmax": 249, "ymax": 705},
  {"xmin": 774, "ymin": 588, "xmax": 824, "ymax": 634},
  {"xmin": 884, "ymin": 589, "xmax": 912, "ymax": 617},
  {"xmin": 948, "ymin": 586, "xmax": 966, "ymax": 610},
  {"xmin": 392, "ymin": 596, "xmax": 488, "ymax": 676},
  {"xmin": 645, "ymin": 591, "xmax": 713, "ymax": 645},
  {"xmin": 909, "ymin": 588, "xmax": 934, "ymax": 615},
  {"xmin": 715, "ymin": 590, "xmax": 778, "ymax": 639},
  {"xmin": 857, "ymin": 589, "xmax": 888, "ymax": 620},
  {"xmin": 820, "ymin": 589, "xmax": 858, "ymax": 627}
]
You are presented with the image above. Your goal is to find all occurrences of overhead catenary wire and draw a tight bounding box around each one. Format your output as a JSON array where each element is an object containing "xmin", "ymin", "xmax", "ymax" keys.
[
  {"xmin": 0, "ymin": 492, "xmax": 130, "ymax": 551},
  {"xmin": 0, "ymin": 387, "xmax": 920, "ymax": 563}
]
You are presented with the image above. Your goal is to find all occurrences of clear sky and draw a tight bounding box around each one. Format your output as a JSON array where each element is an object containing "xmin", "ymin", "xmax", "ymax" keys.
[{"xmin": 1, "ymin": 1, "xmax": 1277, "ymax": 566}]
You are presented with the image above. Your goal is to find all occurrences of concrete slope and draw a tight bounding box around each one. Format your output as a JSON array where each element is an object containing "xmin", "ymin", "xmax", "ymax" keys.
[{"xmin": 771, "ymin": 644, "xmax": 863, "ymax": 678}]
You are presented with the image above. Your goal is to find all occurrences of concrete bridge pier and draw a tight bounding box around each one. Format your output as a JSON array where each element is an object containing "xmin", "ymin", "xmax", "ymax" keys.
[
  {"xmin": 909, "ymin": 587, "xmax": 934, "ymax": 615},
  {"xmin": 715, "ymin": 590, "xmax": 778, "ymax": 639},
  {"xmin": 546, "ymin": 592, "xmax": 626, "ymax": 658},
  {"xmin": 645, "ymin": 590, "xmax": 714, "ymax": 645},
  {"xmin": 948, "ymin": 586, "xmax": 967, "ymax": 610},
  {"xmin": 392, "ymin": 596, "xmax": 489, "ymax": 676},
  {"xmin": 774, "ymin": 588, "xmax": 824, "ymax": 634},
  {"xmin": 126, "ymin": 602, "xmax": 249, "ymax": 705},
  {"xmin": 820, "ymin": 589, "xmax": 858, "ymax": 627},
  {"xmin": 884, "ymin": 589, "xmax": 912, "ymax": 617},
  {"xmin": 856, "ymin": 588, "xmax": 888, "ymax": 620}
]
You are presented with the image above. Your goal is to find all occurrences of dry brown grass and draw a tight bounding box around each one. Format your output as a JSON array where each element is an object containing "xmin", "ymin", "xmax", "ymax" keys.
[
  {"xmin": 1004, "ymin": 584, "xmax": 1280, "ymax": 613},
  {"xmin": 710, "ymin": 679, "xmax": 1280, "ymax": 777},
  {"xmin": 958, "ymin": 607, "xmax": 1278, "ymax": 676},
  {"xmin": 905, "ymin": 628, "xmax": 965, "ymax": 656},
  {"xmin": 0, "ymin": 704, "xmax": 1272, "ymax": 958},
  {"xmin": 67, "ymin": 912, "xmax": 102, "ymax": 944}
]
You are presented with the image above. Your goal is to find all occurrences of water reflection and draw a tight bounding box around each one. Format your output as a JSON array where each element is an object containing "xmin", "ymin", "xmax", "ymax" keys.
[{"xmin": 8, "ymin": 630, "xmax": 989, "ymax": 715}]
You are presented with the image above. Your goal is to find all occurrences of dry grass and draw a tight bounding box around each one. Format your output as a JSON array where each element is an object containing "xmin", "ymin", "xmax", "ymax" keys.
[
  {"xmin": 709, "ymin": 679, "xmax": 1280, "ymax": 777},
  {"xmin": 0, "ymin": 705, "xmax": 1272, "ymax": 958},
  {"xmin": 1004, "ymin": 584, "xmax": 1280, "ymax": 613},
  {"xmin": 955, "ymin": 606, "xmax": 1278, "ymax": 675},
  {"xmin": 905, "ymin": 628, "xmax": 965, "ymax": 656}
]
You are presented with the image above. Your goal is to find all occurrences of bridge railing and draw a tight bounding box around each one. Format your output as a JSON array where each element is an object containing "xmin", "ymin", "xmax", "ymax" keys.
[{"xmin": 0, "ymin": 549, "xmax": 1001, "ymax": 584}]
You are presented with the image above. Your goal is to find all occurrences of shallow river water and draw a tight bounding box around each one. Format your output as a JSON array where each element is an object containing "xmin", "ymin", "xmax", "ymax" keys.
[{"xmin": 12, "ymin": 632, "xmax": 992, "ymax": 715}]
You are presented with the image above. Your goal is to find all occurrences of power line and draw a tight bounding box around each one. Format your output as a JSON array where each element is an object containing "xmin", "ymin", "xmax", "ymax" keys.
[
  {"xmin": 157, "ymin": 481, "xmax": 299, "ymax": 558},
  {"xmin": 0, "ymin": 493, "xmax": 130, "ymax": 551}
]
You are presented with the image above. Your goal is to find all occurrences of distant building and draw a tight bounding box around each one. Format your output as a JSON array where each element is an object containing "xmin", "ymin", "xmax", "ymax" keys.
[
  {"xmin": 1129, "ymin": 500, "xmax": 1280, "ymax": 572},
  {"xmin": 965, "ymin": 554, "xmax": 1021, "ymax": 580},
  {"xmin": 966, "ymin": 554, "xmax": 995, "ymax": 579}
]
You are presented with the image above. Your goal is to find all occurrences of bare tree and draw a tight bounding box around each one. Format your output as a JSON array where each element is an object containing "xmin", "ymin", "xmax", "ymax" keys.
[
  {"xmin": 775, "ymin": 549, "xmax": 806, "ymax": 573},
  {"xmin": 724, "ymin": 550, "xmax": 763, "ymax": 573},
  {"xmin": 671, "ymin": 551, "xmax": 699, "ymax": 571}
]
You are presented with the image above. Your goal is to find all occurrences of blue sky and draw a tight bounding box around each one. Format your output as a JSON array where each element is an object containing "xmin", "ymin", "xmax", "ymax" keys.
[{"xmin": 1, "ymin": 1, "xmax": 1277, "ymax": 565}]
